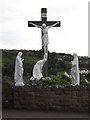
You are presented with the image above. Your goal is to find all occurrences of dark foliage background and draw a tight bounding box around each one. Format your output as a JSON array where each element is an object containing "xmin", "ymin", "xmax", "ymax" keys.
[{"xmin": 2, "ymin": 49, "xmax": 89, "ymax": 82}]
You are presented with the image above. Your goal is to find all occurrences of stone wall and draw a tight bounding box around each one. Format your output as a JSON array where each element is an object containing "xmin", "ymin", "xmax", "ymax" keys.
[
  {"xmin": 2, "ymin": 81, "xmax": 13, "ymax": 109},
  {"xmin": 14, "ymin": 86, "xmax": 89, "ymax": 112}
]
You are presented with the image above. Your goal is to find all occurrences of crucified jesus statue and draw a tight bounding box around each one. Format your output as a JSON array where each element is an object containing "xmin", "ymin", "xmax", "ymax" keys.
[{"xmin": 30, "ymin": 22, "xmax": 59, "ymax": 56}]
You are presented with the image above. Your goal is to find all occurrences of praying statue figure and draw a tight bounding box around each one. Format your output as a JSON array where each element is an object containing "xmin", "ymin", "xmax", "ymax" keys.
[
  {"xmin": 30, "ymin": 53, "xmax": 47, "ymax": 81},
  {"xmin": 71, "ymin": 53, "xmax": 80, "ymax": 86},
  {"xmin": 14, "ymin": 52, "xmax": 24, "ymax": 86},
  {"xmin": 30, "ymin": 22, "xmax": 59, "ymax": 56}
]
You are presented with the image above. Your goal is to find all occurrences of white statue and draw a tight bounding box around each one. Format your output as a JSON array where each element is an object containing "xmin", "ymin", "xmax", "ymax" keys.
[
  {"xmin": 14, "ymin": 52, "xmax": 24, "ymax": 86},
  {"xmin": 30, "ymin": 53, "xmax": 47, "ymax": 81},
  {"xmin": 30, "ymin": 22, "xmax": 59, "ymax": 55},
  {"xmin": 71, "ymin": 53, "xmax": 80, "ymax": 86}
]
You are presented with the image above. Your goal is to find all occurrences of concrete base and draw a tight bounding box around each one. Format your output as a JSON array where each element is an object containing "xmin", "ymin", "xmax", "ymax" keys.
[{"xmin": 15, "ymin": 82, "xmax": 24, "ymax": 87}]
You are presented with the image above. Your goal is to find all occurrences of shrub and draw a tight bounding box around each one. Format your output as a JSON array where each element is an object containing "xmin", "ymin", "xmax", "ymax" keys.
[
  {"xmin": 80, "ymin": 73, "xmax": 88, "ymax": 85},
  {"xmin": 42, "ymin": 72, "xmax": 72, "ymax": 86}
]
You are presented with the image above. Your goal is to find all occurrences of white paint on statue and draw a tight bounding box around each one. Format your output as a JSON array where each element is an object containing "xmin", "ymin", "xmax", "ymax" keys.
[
  {"xmin": 30, "ymin": 22, "xmax": 59, "ymax": 55},
  {"xmin": 14, "ymin": 52, "xmax": 24, "ymax": 86},
  {"xmin": 71, "ymin": 53, "xmax": 80, "ymax": 86},
  {"xmin": 30, "ymin": 53, "xmax": 47, "ymax": 81}
]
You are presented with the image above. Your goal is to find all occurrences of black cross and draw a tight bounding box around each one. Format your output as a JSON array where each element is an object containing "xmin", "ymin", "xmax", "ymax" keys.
[
  {"xmin": 28, "ymin": 8, "xmax": 61, "ymax": 27},
  {"xmin": 28, "ymin": 8, "xmax": 61, "ymax": 77}
]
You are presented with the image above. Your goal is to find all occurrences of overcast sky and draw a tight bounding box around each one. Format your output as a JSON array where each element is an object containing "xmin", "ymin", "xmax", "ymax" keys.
[{"xmin": 0, "ymin": 0, "xmax": 88, "ymax": 56}]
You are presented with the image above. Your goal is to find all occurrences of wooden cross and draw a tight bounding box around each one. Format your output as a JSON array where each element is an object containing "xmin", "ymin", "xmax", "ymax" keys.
[{"xmin": 28, "ymin": 8, "xmax": 61, "ymax": 77}]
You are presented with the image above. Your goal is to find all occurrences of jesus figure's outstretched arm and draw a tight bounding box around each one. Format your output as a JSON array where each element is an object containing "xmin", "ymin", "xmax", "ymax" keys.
[
  {"xmin": 48, "ymin": 21, "xmax": 59, "ymax": 28},
  {"xmin": 30, "ymin": 22, "xmax": 42, "ymax": 28}
]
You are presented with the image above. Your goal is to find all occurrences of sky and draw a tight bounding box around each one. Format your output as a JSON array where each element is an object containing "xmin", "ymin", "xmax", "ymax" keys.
[{"xmin": 0, "ymin": 0, "xmax": 88, "ymax": 56}]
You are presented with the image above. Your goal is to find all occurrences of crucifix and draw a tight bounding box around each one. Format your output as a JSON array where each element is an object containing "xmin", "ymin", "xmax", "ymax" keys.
[{"xmin": 28, "ymin": 8, "xmax": 61, "ymax": 77}]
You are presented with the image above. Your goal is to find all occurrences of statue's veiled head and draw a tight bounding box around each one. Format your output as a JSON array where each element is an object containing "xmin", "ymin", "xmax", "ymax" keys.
[
  {"xmin": 73, "ymin": 53, "xmax": 77, "ymax": 58},
  {"xmin": 18, "ymin": 52, "xmax": 22, "ymax": 57}
]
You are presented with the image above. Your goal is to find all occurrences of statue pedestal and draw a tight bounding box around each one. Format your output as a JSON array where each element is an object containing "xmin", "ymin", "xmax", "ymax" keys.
[{"xmin": 15, "ymin": 82, "xmax": 24, "ymax": 87}]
